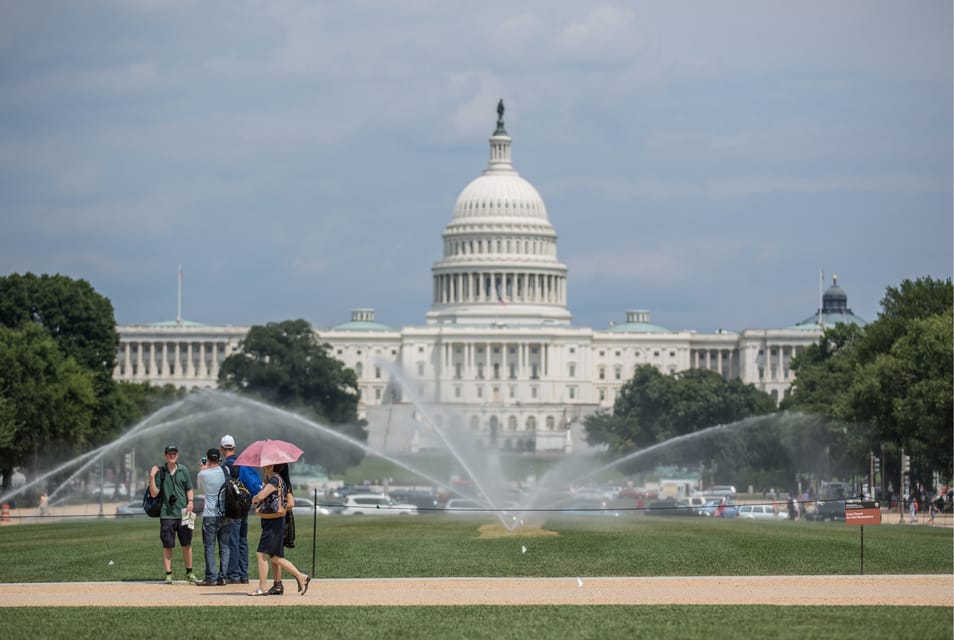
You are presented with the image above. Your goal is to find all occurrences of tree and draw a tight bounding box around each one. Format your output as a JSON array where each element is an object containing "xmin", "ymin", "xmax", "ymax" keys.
[
  {"xmin": 218, "ymin": 319, "xmax": 366, "ymax": 473},
  {"xmin": 0, "ymin": 273, "xmax": 119, "ymax": 444},
  {"xmin": 0, "ymin": 323, "xmax": 97, "ymax": 491},
  {"xmin": 584, "ymin": 365, "xmax": 776, "ymax": 476},
  {"xmin": 785, "ymin": 277, "xmax": 953, "ymax": 482}
]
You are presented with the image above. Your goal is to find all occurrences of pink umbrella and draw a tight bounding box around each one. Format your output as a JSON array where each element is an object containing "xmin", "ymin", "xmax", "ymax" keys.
[{"xmin": 233, "ymin": 439, "xmax": 304, "ymax": 467}]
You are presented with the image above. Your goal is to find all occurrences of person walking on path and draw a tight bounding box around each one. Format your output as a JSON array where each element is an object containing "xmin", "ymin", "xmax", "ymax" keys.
[
  {"xmin": 195, "ymin": 448, "xmax": 232, "ymax": 586},
  {"xmin": 220, "ymin": 435, "xmax": 262, "ymax": 585},
  {"xmin": 149, "ymin": 443, "xmax": 198, "ymax": 584},
  {"xmin": 247, "ymin": 464, "xmax": 310, "ymax": 597}
]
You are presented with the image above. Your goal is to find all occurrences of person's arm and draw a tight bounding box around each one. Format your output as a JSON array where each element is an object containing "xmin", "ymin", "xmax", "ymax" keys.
[
  {"xmin": 149, "ymin": 466, "xmax": 160, "ymax": 498},
  {"xmin": 252, "ymin": 481, "xmax": 276, "ymax": 506}
]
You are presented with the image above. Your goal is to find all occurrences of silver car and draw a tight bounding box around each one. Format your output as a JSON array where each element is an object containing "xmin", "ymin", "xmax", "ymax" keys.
[
  {"xmin": 340, "ymin": 493, "xmax": 418, "ymax": 515},
  {"xmin": 737, "ymin": 504, "xmax": 787, "ymax": 520}
]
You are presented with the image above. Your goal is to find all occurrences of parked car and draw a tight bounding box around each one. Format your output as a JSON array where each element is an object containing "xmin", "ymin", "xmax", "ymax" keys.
[
  {"xmin": 389, "ymin": 489, "xmax": 441, "ymax": 514},
  {"xmin": 703, "ymin": 485, "xmax": 737, "ymax": 499},
  {"xmin": 443, "ymin": 498, "xmax": 489, "ymax": 515},
  {"xmin": 697, "ymin": 499, "xmax": 740, "ymax": 518},
  {"xmin": 291, "ymin": 496, "xmax": 330, "ymax": 518},
  {"xmin": 805, "ymin": 499, "xmax": 846, "ymax": 522},
  {"xmin": 340, "ymin": 493, "xmax": 418, "ymax": 515},
  {"xmin": 738, "ymin": 504, "xmax": 787, "ymax": 520},
  {"xmin": 645, "ymin": 498, "xmax": 696, "ymax": 517}
]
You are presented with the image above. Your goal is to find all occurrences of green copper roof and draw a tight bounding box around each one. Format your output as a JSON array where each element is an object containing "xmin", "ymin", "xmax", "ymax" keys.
[{"xmin": 330, "ymin": 320, "xmax": 394, "ymax": 332}]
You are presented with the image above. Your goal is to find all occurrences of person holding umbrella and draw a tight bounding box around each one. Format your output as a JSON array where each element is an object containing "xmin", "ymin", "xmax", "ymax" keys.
[{"xmin": 234, "ymin": 440, "xmax": 311, "ymax": 597}]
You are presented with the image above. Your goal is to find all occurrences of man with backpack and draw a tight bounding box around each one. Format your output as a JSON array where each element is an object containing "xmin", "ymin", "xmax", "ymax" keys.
[
  {"xmin": 220, "ymin": 435, "xmax": 262, "ymax": 585},
  {"xmin": 195, "ymin": 448, "xmax": 232, "ymax": 586},
  {"xmin": 149, "ymin": 443, "xmax": 198, "ymax": 584}
]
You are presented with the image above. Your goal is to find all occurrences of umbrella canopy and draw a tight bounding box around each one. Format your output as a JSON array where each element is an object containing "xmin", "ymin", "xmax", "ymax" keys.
[{"xmin": 233, "ymin": 439, "xmax": 303, "ymax": 467}]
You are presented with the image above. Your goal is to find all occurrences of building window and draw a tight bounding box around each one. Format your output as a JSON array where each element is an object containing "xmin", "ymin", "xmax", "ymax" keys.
[
  {"xmin": 568, "ymin": 364, "xmax": 576, "ymax": 377},
  {"xmin": 598, "ymin": 367, "xmax": 605, "ymax": 380},
  {"xmin": 599, "ymin": 389, "xmax": 605, "ymax": 401},
  {"xmin": 355, "ymin": 362, "xmax": 363, "ymax": 377},
  {"xmin": 375, "ymin": 367, "xmax": 381, "ymax": 379},
  {"xmin": 509, "ymin": 386, "xmax": 516, "ymax": 399},
  {"xmin": 568, "ymin": 386, "xmax": 576, "ymax": 399},
  {"xmin": 615, "ymin": 367, "xmax": 622, "ymax": 380},
  {"xmin": 546, "ymin": 416, "xmax": 555, "ymax": 430},
  {"xmin": 526, "ymin": 416, "xmax": 536, "ymax": 431},
  {"xmin": 531, "ymin": 386, "xmax": 538, "ymax": 399},
  {"xmin": 508, "ymin": 416, "xmax": 517, "ymax": 431},
  {"xmin": 375, "ymin": 388, "xmax": 381, "ymax": 400},
  {"xmin": 477, "ymin": 386, "xmax": 483, "ymax": 398},
  {"xmin": 455, "ymin": 386, "xmax": 461, "ymax": 399}
]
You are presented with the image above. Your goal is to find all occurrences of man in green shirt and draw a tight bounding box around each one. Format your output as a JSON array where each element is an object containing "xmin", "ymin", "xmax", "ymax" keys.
[{"xmin": 149, "ymin": 444, "xmax": 198, "ymax": 584}]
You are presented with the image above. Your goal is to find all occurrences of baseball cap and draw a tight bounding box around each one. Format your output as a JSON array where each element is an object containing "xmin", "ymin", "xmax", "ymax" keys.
[
  {"xmin": 206, "ymin": 448, "xmax": 221, "ymax": 462},
  {"xmin": 164, "ymin": 444, "xmax": 179, "ymax": 454},
  {"xmin": 220, "ymin": 435, "xmax": 236, "ymax": 449}
]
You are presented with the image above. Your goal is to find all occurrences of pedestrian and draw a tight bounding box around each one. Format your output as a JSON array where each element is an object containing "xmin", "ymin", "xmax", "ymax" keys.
[
  {"xmin": 220, "ymin": 434, "xmax": 262, "ymax": 585},
  {"xmin": 909, "ymin": 498, "xmax": 918, "ymax": 523},
  {"xmin": 265, "ymin": 463, "xmax": 296, "ymax": 595},
  {"xmin": 149, "ymin": 443, "xmax": 198, "ymax": 584},
  {"xmin": 928, "ymin": 501, "xmax": 937, "ymax": 526},
  {"xmin": 247, "ymin": 464, "xmax": 310, "ymax": 597},
  {"xmin": 38, "ymin": 492, "xmax": 49, "ymax": 518},
  {"xmin": 195, "ymin": 448, "xmax": 232, "ymax": 586}
]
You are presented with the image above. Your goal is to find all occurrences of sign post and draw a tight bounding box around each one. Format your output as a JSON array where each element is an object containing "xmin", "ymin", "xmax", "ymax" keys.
[{"xmin": 845, "ymin": 500, "xmax": 881, "ymax": 575}]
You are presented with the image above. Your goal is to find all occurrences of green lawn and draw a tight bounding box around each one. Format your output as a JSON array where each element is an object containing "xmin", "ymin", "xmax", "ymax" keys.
[{"xmin": 1, "ymin": 516, "xmax": 951, "ymax": 640}]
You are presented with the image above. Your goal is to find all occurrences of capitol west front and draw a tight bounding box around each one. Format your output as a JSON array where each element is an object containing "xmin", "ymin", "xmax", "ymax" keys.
[{"xmin": 115, "ymin": 107, "xmax": 864, "ymax": 454}]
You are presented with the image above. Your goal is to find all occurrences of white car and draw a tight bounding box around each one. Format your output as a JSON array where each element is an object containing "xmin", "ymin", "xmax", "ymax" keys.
[
  {"xmin": 340, "ymin": 493, "xmax": 418, "ymax": 515},
  {"xmin": 738, "ymin": 504, "xmax": 787, "ymax": 520},
  {"xmin": 291, "ymin": 496, "xmax": 330, "ymax": 518}
]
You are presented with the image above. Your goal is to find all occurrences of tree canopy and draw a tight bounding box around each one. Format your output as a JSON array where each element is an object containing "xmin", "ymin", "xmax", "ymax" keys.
[
  {"xmin": 584, "ymin": 366, "xmax": 777, "ymax": 477},
  {"xmin": 217, "ymin": 319, "xmax": 366, "ymax": 473},
  {"xmin": 784, "ymin": 276, "xmax": 953, "ymax": 481},
  {"xmin": 0, "ymin": 323, "xmax": 97, "ymax": 490}
]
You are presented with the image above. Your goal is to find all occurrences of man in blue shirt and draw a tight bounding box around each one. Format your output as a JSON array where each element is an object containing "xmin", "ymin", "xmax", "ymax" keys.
[
  {"xmin": 195, "ymin": 448, "xmax": 231, "ymax": 586},
  {"xmin": 220, "ymin": 435, "xmax": 262, "ymax": 584}
]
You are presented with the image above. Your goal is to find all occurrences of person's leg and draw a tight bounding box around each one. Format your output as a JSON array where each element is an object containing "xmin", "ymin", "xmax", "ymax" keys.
[
  {"xmin": 217, "ymin": 518, "xmax": 231, "ymax": 581},
  {"xmin": 238, "ymin": 516, "xmax": 250, "ymax": 580},
  {"xmin": 252, "ymin": 552, "xmax": 270, "ymax": 592},
  {"xmin": 201, "ymin": 517, "xmax": 217, "ymax": 581},
  {"xmin": 274, "ymin": 557, "xmax": 310, "ymax": 595},
  {"xmin": 226, "ymin": 518, "xmax": 241, "ymax": 580},
  {"xmin": 162, "ymin": 547, "xmax": 173, "ymax": 572}
]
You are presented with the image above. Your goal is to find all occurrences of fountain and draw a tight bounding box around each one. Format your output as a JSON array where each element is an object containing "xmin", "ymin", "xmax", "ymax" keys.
[{"xmin": 1, "ymin": 372, "xmax": 831, "ymax": 531}]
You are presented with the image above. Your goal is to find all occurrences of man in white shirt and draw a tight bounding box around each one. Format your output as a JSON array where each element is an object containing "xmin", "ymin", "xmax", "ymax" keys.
[{"xmin": 195, "ymin": 448, "xmax": 231, "ymax": 586}]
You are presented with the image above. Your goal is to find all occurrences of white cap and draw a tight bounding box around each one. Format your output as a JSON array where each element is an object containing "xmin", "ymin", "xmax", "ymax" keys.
[{"xmin": 220, "ymin": 435, "xmax": 236, "ymax": 448}]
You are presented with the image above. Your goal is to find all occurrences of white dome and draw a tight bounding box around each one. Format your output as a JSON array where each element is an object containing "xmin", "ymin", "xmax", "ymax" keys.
[{"xmin": 453, "ymin": 173, "xmax": 549, "ymax": 221}]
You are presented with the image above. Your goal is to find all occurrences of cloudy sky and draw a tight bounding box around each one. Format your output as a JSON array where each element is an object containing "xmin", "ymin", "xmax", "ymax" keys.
[{"xmin": 1, "ymin": 1, "xmax": 951, "ymax": 334}]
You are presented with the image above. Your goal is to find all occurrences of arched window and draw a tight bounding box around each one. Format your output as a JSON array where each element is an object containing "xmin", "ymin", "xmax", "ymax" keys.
[
  {"xmin": 546, "ymin": 416, "xmax": 555, "ymax": 430},
  {"xmin": 526, "ymin": 416, "xmax": 536, "ymax": 431}
]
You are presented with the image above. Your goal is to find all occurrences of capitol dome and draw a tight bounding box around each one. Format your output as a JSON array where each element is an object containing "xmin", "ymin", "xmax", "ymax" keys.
[{"xmin": 426, "ymin": 101, "xmax": 571, "ymax": 326}]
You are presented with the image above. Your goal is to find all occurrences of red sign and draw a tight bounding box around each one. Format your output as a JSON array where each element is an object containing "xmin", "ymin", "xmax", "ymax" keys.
[{"xmin": 845, "ymin": 500, "xmax": 881, "ymax": 526}]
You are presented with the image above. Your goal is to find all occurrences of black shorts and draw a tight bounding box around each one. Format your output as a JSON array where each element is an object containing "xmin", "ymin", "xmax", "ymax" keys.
[
  {"xmin": 257, "ymin": 517, "xmax": 285, "ymax": 558},
  {"xmin": 159, "ymin": 518, "xmax": 194, "ymax": 549}
]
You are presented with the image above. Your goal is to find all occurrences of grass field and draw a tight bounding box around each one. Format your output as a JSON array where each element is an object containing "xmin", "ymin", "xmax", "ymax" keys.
[{"xmin": 1, "ymin": 515, "xmax": 951, "ymax": 639}]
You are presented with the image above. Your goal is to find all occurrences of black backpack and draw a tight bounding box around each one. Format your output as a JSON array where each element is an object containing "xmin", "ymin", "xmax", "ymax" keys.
[
  {"xmin": 219, "ymin": 464, "xmax": 252, "ymax": 518},
  {"xmin": 143, "ymin": 468, "xmax": 167, "ymax": 517}
]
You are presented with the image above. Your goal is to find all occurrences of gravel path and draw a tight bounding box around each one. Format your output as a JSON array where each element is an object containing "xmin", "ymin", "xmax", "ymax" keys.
[{"xmin": 1, "ymin": 575, "xmax": 951, "ymax": 607}]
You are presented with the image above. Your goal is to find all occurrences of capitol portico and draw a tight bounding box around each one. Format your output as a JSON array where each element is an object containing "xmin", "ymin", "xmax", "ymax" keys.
[{"xmin": 114, "ymin": 104, "xmax": 865, "ymax": 454}]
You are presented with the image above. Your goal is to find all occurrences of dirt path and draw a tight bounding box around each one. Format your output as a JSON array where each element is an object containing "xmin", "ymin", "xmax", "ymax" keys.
[{"xmin": 1, "ymin": 575, "xmax": 951, "ymax": 607}]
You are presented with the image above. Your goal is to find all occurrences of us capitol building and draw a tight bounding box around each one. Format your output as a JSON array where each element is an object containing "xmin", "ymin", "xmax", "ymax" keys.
[{"xmin": 115, "ymin": 104, "xmax": 865, "ymax": 454}]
